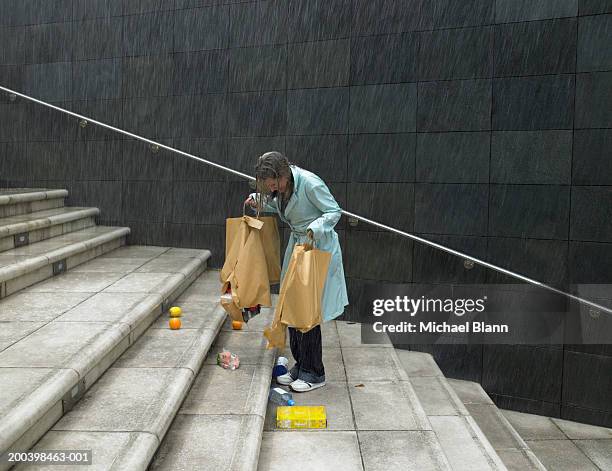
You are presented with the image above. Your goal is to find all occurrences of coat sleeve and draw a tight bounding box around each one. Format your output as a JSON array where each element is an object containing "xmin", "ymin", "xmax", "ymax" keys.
[
  {"xmin": 303, "ymin": 180, "xmax": 342, "ymax": 239},
  {"xmin": 249, "ymin": 192, "xmax": 278, "ymax": 214}
]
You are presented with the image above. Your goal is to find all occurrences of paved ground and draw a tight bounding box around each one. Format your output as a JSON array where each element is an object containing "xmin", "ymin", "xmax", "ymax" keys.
[{"xmin": 259, "ymin": 321, "xmax": 452, "ymax": 471}]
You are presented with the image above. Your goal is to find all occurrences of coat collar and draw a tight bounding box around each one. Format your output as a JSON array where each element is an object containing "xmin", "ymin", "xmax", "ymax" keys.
[{"xmin": 283, "ymin": 165, "xmax": 301, "ymax": 216}]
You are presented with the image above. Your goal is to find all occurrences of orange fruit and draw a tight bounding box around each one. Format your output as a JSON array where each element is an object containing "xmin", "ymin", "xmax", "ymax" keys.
[
  {"xmin": 232, "ymin": 320, "xmax": 243, "ymax": 330},
  {"xmin": 169, "ymin": 318, "xmax": 181, "ymax": 330},
  {"xmin": 169, "ymin": 306, "xmax": 182, "ymax": 317}
]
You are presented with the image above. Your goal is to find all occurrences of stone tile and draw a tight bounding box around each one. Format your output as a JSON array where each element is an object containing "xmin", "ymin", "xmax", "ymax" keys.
[
  {"xmin": 577, "ymin": 14, "xmax": 612, "ymax": 72},
  {"xmin": 395, "ymin": 350, "xmax": 442, "ymax": 378},
  {"xmin": 493, "ymin": 75, "xmax": 574, "ymax": 130},
  {"xmin": 151, "ymin": 414, "xmax": 262, "ymax": 471},
  {"xmin": 350, "ymin": 83, "xmax": 416, "ymax": 133},
  {"xmin": 0, "ymin": 292, "xmax": 92, "ymax": 322},
  {"xmin": 113, "ymin": 328, "xmax": 199, "ymax": 368},
  {"xmin": 447, "ymin": 379, "xmax": 494, "ymax": 405},
  {"xmin": 99, "ymin": 245, "xmax": 169, "ymax": 259},
  {"xmin": 153, "ymin": 302, "xmax": 223, "ymax": 330},
  {"xmin": 359, "ymin": 430, "xmax": 451, "ymax": 471},
  {"xmin": 574, "ymin": 72, "xmax": 612, "ymax": 128},
  {"xmin": 102, "ymin": 272, "xmax": 182, "ymax": 294},
  {"xmin": 527, "ymin": 439, "xmax": 598, "ymax": 471},
  {"xmin": 177, "ymin": 284, "xmax": 222, "ymax": 304},
  {"xmin": 418, "ymin": 79, "xmax": 491, "ymax": 132},
  {"xmin": 419, "ymin": 26, "xmax": 493, "ymax": 81},
  {"xmin": 287, "ymin": 87, "xmax": 349, "ymax": 135},
  {"xmin": 321, "ymin": 347, "xmax": 347, "ymax": 382},
  {"xmin": 411, "ymin": 376, "xmax": 468, "ymax": 416},
  {"xmin": 552, "ymin": 417, "xmax": 612, "ymax": 439},
  {"xmin": 574, "ymin": 439, "xmax": 612, "ymax": 470},
  {"xmin": 258, "ymin": 431, "xmax": 363, "ymax": 471},
  {"xmin": 54, "ymin": 367, "xmax": 187, "ymax": 433},
  {"xmin": 15, "ymin": 430, "xmax": 135, "ymax": 471},
  {"xmin": 496, "ymin": 449, "xmax": 546, "ymax": 471},
  {"xmin": 349, "ymin": 381, "xmax": 430, "ymax": 431},
  {"xmin": 343, "ymin": 347, "xmax": 407, "ymax": 382},
  {"xmin": 164, "ymin": 248, "xmax": 209, "ymax": 259},
  {"xmin": 495, "ymin": 0, "xmax": 577, "ymax": 22},
  {"xmin": 26, "ymin": 272, "xmax": 126, "ymax": 293},
  {"xmin": 180, "ymin": 364, "xmax": 269, "ymax": 417},
  {"xmin": 56, "ymin": 292, "xmax": 153, "ymax": 323},
  {"xmin": 0, "ymin": 321, "xmax": 110, "ymax": 368},
  {"xmin": 288, "ymin": 0, "xmax": 351, "ymax": 42},
  {"xmin": 0, "ymin": 254, "xmax": 29, "ymax": 267},
  {"xmin": 0, "ymin": 367, "xmax": 70, "ymax": 417},
  {"xmin": 501, "ymin": 409, "xmax": 566, "ymax": 440},
  {"xmin": 321, "ymin": 321, "xmax": 340, "ymax": 347},
  {"xmin": 429, "ymin": 416, "xmax": 499, "ymax": 471},
  {"xmin": 0, "ymin": 321, "xmax": 45, "ymax": 351},
  {"xmin": 71, "ymin": 257, "xmax": 149, "ymax": 273},
  {"xmin": 204, "ymin": 330, "xmax": 273, "ymax": 366},
  {"xmin": 265, "ymin": 381, "xmax": 353, "ymax": 431},
  {"xmin": 465, "ymin": 404, "xmax": 524, "ymax": 450},
  {"xmin": 352, "ymin": 0, "xmax": 421, "ymax": 35},
  {"xmin": 491, "ymin": 130, "xmax": 572, "ymax": 185},
  {"xmin": 494, "ymin": 18, "xmax": 576, "ymax": 76},
  {"xmin": 336, "ymin": 321, "xmax": 392, "ymax": 348},
  {"xmin": 135, "ymin": 256, "xmax": 196, "ymax": 273},
  {"xmin": 288, "ymin": 39, "xmax": 349, "ymax": 88}
]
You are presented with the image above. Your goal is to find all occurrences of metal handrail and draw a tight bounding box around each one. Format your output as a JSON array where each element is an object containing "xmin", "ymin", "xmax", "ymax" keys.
[{"xmin": 2, "ymin": 84, "xmax": 611, "ymax": 317}]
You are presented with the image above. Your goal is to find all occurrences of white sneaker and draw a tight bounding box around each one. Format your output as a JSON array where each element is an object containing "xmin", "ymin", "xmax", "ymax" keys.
[
  {"xmin": 276, "ymin": 371, "xmax": 296, "ymax": 386},
  {"xmin": 289, "ymin": 378, "xmax": 326, "ymax": 393}
]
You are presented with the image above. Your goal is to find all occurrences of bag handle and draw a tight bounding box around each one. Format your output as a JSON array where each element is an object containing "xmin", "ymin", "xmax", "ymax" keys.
[{"xmin": 243, "ymin": 199, "xmax": 261, "ymax": 219}]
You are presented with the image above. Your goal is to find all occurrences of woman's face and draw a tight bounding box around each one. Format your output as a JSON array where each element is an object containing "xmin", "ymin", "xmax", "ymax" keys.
[{"xmin": 263, "ymin": 175, "xmax": 289, "ymax": 193}]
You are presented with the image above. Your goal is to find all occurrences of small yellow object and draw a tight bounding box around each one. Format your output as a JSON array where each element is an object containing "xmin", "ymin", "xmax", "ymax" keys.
[
  {"xmin": 169, "ymin": 306, "xmax": 182, "ymax": 317},
  {"xmin": 231, "ymin": 320, "xmax": 243, "ymax": 330},
  {"xmin": 169, "ymin": 318, "xmax": 181, "ymax": 330},
  {"xmin": 276, "ymin": 406, "xmax": 327, "ymax": 429}
]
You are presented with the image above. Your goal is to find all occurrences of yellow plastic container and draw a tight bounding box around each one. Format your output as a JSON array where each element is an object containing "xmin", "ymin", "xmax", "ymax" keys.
[{"xmin": 276, "ymin": 406, "xmax": 327, "ymax": 429}]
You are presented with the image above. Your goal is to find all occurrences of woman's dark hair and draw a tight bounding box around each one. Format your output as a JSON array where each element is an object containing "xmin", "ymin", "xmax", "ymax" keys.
[
  {"xmin": 255, "ymin": 151, "xmax": 291, "ymax": 181},
  {"xmin": 255, "ymin": 151, "xmax": 292, "ymax": 196}
]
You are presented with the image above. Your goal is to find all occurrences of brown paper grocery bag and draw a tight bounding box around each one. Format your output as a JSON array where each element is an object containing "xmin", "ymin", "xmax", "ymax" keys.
[
  {"xmin": 220, "ymin": 215, "xmax": 272, "ymax": 319},
  {"xmin": 224, "ymin": 214, "xmax": 281, "ymax": 284},
  {"xmin": 264, "ymin": 244, "xmax": 331, "ymax": 348}
]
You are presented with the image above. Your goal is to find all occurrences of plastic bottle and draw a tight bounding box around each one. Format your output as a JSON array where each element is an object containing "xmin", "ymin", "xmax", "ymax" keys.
[{"xmin": 269, "ymin": 387, "xmax": 295, "ymax": 406}]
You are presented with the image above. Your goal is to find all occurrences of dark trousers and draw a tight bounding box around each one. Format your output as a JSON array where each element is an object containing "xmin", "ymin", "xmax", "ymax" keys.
[{"xmin": 288, "ymin": 325, "xmax": 325, "ymax": 383}]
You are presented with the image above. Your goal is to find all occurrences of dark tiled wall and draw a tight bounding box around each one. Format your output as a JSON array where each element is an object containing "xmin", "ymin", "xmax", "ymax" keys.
[{"xmin": 0, "ymin": 0, "xmax": 612, "ymax": 426}]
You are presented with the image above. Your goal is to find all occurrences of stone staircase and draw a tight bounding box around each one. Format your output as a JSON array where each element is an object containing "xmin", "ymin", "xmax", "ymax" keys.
[
  {"xmin": 0, "ymin": 188, "xmax": 212, "ymax": 470},
  {"xmin": 1, "ymin": 187, "xmax": 596, "ymax": 470}
]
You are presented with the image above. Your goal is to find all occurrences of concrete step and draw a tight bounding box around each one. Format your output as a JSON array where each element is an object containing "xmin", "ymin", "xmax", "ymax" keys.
[
  {"xmin": 0, "ymin": 246, "xmax": 211, "ymax": 469},
  {"xmin": 0, "ymin": 189, "xmax": 67, "ymax": 218},
  {"xmin": 396, "ymin": 350, "xmax": 508, "ymax": 471},
  {"xmin": 16, "ymin": 270, "xmax": 226, "ymax": 471},
  {"xmin": 258, "ymin": 322, "xmax": 453, "ymax": 471},
  {"xmin": 149, "ymin": 297, "xmax": 277, "ymax": 471},
  {"xmin": 0, "ymin": 225, "xmax": 130, "ymax": 299},
  {"xmin": 0, "ymin": 206, "xmax": 99, "ymax": 253},
  {"xmin": 500, "ymin": 409, "xmax": 612, "ymax": 471},
  {"xmin": 447, "ymin": 379, "xmax": 547, "ymax": 471}
]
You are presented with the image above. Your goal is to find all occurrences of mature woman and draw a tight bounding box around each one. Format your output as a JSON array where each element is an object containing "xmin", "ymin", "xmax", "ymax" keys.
[{"xmin": 246, "ymin": 151, "xmax": 348, "ymax": 393}]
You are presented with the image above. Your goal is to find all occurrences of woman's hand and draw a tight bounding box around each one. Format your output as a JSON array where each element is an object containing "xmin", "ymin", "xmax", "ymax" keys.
[
  {"xmin": 307, "ymin": 229, "xmax": 314, "ymax": 240},
  {"xmin": 244, "ymin": 195, "xmax": 257, "ymax": 208}
]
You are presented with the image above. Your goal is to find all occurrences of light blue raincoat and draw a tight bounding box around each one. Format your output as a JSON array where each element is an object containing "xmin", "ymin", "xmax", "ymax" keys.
[{"xmin": 251, "ymin": 165, "xmax": 349, "ymax": 322}]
